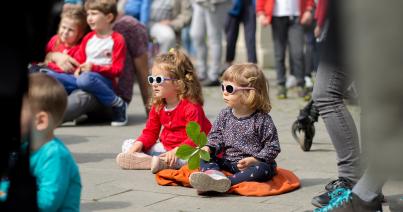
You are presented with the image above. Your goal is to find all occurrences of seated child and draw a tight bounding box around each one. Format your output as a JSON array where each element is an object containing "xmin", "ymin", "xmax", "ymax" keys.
[
  {"xmin": 21, "ymin": 73, "xmax": 81, "ymax": 211},
  {"xmin": 31, "ymin": 6, "xmax": 87, "ymax": 81},
  {"xmin": 44, "ymin": 0, "xmax": 128, "ymax": 126},
  {"xmin": 116, "ymin": 49, "xmax": 212, "ymax": 174},
  {"xmin": 189, "ymin": 63, "xmax": 281, "ymax": 194}
]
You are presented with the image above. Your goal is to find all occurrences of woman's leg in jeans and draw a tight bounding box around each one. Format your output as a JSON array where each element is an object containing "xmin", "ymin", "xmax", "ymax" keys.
[
  {"xmin": 312, "ymin": 63, "xmax": 361, "ymax": 182},
  {"xmin": 190, "ymin": 3, "xmax": 208, "ymax": 80}
]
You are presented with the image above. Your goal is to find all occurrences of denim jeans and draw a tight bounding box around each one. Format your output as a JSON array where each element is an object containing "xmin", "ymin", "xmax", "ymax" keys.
[
  {"xmin": 312, "ymin": 62, "xmax": 361, "ymax": 182},
  {"xmin": 47, "ymin": 71, "xmax": 119, "ymax": 107},
  {"xmin": 46, "ymin": 71, "xmax": 78, "ymax": 94}
]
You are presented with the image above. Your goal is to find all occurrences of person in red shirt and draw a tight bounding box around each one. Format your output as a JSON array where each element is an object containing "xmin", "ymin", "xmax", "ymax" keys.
[
  {"xmin": 30, "ymin": 6, "xmax": 88, "ymax": 92},
  {"xmin": 116, "ymin": 49, "xmax": 212, "ymax": 174}
]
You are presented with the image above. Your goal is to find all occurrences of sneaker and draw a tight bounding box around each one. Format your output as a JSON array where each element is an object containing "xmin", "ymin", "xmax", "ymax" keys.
[
  {"xmin": 202, "ymin": 79, "xmax": 220, "ymax": 87},
  {"xmin": 312, "ymin": 177, "xmax": 354, "ymax": 208},
  {"xmin": 297, "ymin": 86, "xmax": 312, "ymax": 101},
  {"xmin": 277, "ymin": 85, "xmax": 287, "ymax": 99},
  {"xmin": 314, "ymin": 188, "xmax": 383, "ymax": 212},
  {"xmin": 111, "ymin": 102, "xmax": 128, "ymax": 126},
  {"xmin": 189, "ymin": 170, "xmax": 231, "ymax": 193},
  {"xmin": 116, "ymin": 152, "xmax": 152, "ymax": 170},
  {"xmin": 389, "ymin": 196, "xmax": 403, "ymax": 212},
  {"xmin": 305, "ymin": 76, "xmax": 314, "ymax": 88},
  {"xmin": 286, "ymin": 75, "xmax": 297, "ymax": 88},
  {"xmin": 150, "ymin": 156, "xmax": 183, "ymax": 174}
]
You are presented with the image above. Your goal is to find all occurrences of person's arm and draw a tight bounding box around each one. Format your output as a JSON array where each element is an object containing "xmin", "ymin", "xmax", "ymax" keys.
[
  {"xmin": 169, "ymin": 0, "xmax": 192, "ymax": 31},
  {"xmin": 35, "ymin": 152, "xmax": 71, "ymax": 211},
  {"xmin": 90, "ymin": 33, "xmax": 127, "ymax": 79},
  {"xmin": 255, "ymin": 115, "xmax": 281, "ymax": 163},
  {"xmin": 256, "ymin": 0, "xmax": 270, "ymax": 26},
  {"xmin": 136, "ymin": 106, "xmax": 162, "ymax": 151},
  {"xmin": 140, "ymin": 0, "xmax": 151, "ymax": 27}
]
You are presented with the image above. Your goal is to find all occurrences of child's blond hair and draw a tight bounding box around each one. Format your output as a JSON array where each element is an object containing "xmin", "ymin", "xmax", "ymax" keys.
[
  {"xmin": 28, "ymin": 73, "xmax": 68, "ymax": 126},
  {"xmin": 151, "ymin": 49, "xmax": 203, "ymax": 109},
  {"xmin": 221, "ymin": 63, "xmax": 271, "ymax": 113},
  {"xmin": 54, "ymin": 6, "xmax": 88, "ymax": 50}
]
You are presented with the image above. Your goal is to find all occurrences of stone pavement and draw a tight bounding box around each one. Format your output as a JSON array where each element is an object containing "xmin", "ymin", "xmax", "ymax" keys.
[{"xmin": 58, "ymin": 70, "xmax": 402, "ymax": 212}]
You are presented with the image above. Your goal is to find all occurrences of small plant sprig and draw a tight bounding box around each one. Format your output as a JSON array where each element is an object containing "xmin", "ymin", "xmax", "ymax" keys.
[{"xmin": 175, "ymin": 122, "xmax": 210, "ymax": 170}]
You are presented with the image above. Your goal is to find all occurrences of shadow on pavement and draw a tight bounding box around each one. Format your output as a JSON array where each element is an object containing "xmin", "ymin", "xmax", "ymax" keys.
[
  {"xmin": 81, "ymin": 201, "xmax": 131, "ymax": 211},
  {"xmin": 300, "ymin": 178, "xmax": 330, "ymax": 188},
  {"xmin": 74, "ymin": 153, "xmax": 117, "ymax": 164}
]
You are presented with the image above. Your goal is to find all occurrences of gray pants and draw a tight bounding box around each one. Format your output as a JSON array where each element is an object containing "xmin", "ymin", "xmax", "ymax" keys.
[
  {"xmin": 150, "ymin": 23, "xmax": 176, "ymax": 53},
  {"xmin": 190, "ymin": 2, "xmax": 231, "ymax": 81},
  {"xmin": 63, "ymin": 90, "xmax": 111, "ymax": 123},
  {"xmin": 271, "ymin": 16, "xmax": 305, "ymax": 87},
  {"xmin": 312, "ymin": 63, "xmax": 361, "ymax": 183},
  {"xmin": 347, "ymin": 0, "xmax": 403, "ymax": 203}
]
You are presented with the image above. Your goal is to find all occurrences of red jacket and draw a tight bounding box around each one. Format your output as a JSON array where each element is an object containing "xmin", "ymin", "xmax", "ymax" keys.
[
  {"xmin": 137, "ymin": 99, "xmax": 212, "ymax": 152},
  {"xmin": 256, "ymin": 0, "xmax": 315, "ymax": 24},
  {"xmin": 45, "ymin": 35, "xmax": 80, "ymax": 73}
]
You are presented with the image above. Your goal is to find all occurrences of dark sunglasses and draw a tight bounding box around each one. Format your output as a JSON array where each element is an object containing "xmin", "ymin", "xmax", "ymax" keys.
[
  {"xmin": 147, "ymin": 75, "xmax": 176, "ymax": 85},
  {"xmin": 221, "ymin": 84, "xmax": 255, "ymax": 94}
]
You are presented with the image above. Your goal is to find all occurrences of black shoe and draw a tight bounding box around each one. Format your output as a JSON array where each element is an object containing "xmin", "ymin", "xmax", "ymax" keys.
[
  {"xmin": 111, "ymin": 102, "xmax": 128, "ymax": 126},
  {"xmin": 202, "ymin": 79, "xmax": 220, "ymax": 87},
  {"xmin": 312, "ymin": 177, "xmax": 354, "ymax": 208},
  {"xmin": 314, "ymin": 188, "xmax": 383, "ymax": 212}
]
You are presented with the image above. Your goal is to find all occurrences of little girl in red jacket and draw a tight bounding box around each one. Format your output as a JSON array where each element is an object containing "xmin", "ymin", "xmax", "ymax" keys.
[{"xmin": 116, "ymin": 49, "xmax": 212, "ymax": 173}]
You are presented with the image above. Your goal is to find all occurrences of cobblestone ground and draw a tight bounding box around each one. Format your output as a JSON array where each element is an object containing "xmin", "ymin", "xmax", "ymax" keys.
[{"xmin": 58, "ymin": 70, "xmax": 402, "ymax": 212}]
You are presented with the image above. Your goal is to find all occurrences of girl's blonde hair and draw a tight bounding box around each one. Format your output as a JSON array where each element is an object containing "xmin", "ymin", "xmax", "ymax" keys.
[
  {"xmin": 221, "ymin": 63, "xmax": 271, "ymax": 113},
  {"xmin": 151, "ymin": 49, "xmax": 203, "ymax": 109},
  {"xmin": 54, "ymin": 6, "xmax": 88, "ymax": 50}
]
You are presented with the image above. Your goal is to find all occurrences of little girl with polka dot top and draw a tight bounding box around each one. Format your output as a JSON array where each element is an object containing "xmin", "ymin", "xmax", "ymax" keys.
[{"xmin": 189, "ymin": 63, "xmax": 281, "ymax": 194}]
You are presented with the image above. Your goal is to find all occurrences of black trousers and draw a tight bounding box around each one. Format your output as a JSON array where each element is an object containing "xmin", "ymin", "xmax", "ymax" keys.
[{"xmin": 225, "ymin": 0, "xmax": 257, "ymax": 63}]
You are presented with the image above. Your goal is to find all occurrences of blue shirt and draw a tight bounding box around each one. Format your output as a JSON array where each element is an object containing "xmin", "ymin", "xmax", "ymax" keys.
[
  {"xmin": 30, "ymin": 138, "xmax": 81, "ymax": 212},
  {"xmin": 124, "ymin": 0, "xmax": 151, "ymax": 26}
]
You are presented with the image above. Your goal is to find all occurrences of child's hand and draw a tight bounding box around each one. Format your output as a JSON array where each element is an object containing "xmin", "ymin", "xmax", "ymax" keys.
[
  {"xmin": 74, "ymin": 69, "xmax": 81, "ymax": 78},
  {"xmin": 258, "ymin": 14, "xmax": 270, "ymax": 27},
  {"xmin": 201, "ymin": 146, "xmax": 211, "ymax": 153},
  {"xmin": 79, "ymin": 62, "xmax": 92, "ymax": 72},
  {"xmin": 127, "ymin": 141, "xmax": 143, "ymax": 153},
  {"xmin": 237, "ymin": 157, "xmax": 259, "ymax": 171},
  {"xmin": 160, "ymin": 147, "xmax": 178, "ymax": 166}
]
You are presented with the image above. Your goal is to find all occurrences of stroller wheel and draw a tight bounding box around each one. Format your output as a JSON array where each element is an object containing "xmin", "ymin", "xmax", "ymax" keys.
[{"xmin": 292, "ymin": 121, "xmax": 315, "ymax": 151}]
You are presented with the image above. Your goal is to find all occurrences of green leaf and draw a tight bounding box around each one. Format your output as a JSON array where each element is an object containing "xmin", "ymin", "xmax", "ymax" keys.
[
  {"xmin": 198, "ymin": 132, "xmax": 207, "ymax": 147},
  {"xmin": 199, "ymin": 149, "xmax": 210, "ymax": 162},
  {"xmin": 176, "ymin": 145, "xmax": 197, "ymax": 160},
  {"xmin": 186, "ymin": 122, "xmax": 201, "ymax": 146},
  {"xmin": 188, "ymin": 151, "xmax": 201, "ymax": 170}
]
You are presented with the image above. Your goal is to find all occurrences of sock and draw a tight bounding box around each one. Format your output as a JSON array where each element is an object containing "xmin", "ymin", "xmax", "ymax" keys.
[{"xmin": 112, "ymin": 96, "xmax": 124, "ymax": 107}]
